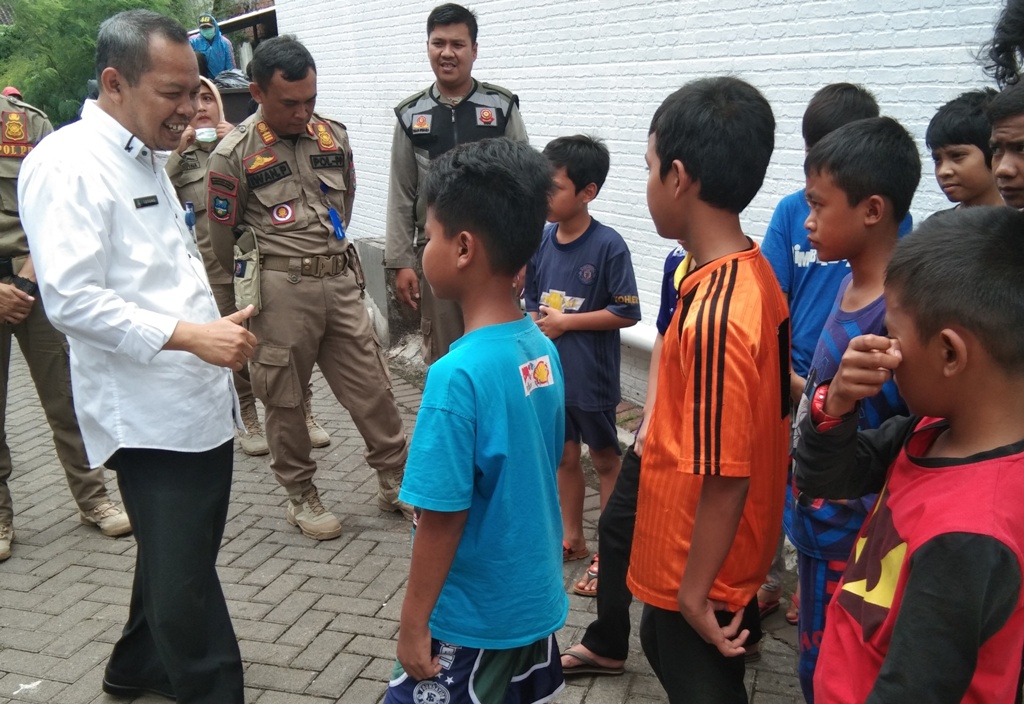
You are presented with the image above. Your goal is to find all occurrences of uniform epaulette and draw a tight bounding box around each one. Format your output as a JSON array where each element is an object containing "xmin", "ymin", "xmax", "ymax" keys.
[
  {"xmin": 478, "ymin": 82, "xmax": 516, "ymax": 103},
  {"xmin": 212, "ymin": 116, "xmax": 250, "ymax": 157},
  {"xmin": 1, "ymin": 95, "xmax": 48, "ymax": 121},
  {"xmin": 311, "ymin": 113, "xmax": 347, "ymax": 132},
  {"xmin": 395, "ymin": 87, "xmax": 431, "ymax": 112}
]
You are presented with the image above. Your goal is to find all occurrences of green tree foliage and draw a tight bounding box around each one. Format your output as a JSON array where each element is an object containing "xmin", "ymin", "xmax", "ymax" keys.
[{"xmin": 0, "ymin": 0, "xmax": 234, "ymax": 126}]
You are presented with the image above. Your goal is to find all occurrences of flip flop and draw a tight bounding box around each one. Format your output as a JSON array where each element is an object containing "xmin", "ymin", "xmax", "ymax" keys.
[
  {"xmin": 572, "ymin": 554, "xmax": 598, "ymax": 597},
  {"xmin": 563, "ymin": 541, "xmax": 589, "ymax": 562},
  {"xmin": 561, "ymin": 647, "xmax": 625, "ymax": 677},
  {"xmin": 785, "ymin": 593, "xmax": 800, "ymax": 625}
]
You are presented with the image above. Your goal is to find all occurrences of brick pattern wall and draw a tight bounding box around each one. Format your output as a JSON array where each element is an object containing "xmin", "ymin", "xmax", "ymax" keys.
[{"xmin": 277, "ymin": 0, "xmax": 999, "ymax": 400}]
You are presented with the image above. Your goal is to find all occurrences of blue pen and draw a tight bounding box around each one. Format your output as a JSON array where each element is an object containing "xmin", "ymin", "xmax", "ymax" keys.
[
  {"xmin": 319, "ymin": 183, "xmax": 345, "ymax": 239},
  {"xmin": 184, "ymin": 201, "xmax": 196, "ymax": 239}
]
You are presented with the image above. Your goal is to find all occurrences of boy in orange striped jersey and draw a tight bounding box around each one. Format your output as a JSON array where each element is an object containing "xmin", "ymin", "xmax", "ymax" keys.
[{"xmin": 627, "ymin": 76, "xmax": 790, "ymax": 703}]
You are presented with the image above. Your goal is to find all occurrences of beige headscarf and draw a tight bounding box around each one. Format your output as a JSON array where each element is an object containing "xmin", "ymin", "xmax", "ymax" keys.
[{"xmin": 197, "ymin": 76, "xmax": 225, "ymax": 125}]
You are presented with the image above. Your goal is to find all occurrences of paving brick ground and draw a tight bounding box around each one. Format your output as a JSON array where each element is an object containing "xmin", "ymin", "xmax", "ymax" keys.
[{"xmin": 0, "ymin": 344, "xmax": 802, "ymax": 703}]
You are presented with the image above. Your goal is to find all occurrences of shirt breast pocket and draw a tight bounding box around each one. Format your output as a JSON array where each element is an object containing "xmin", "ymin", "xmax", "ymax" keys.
[
  {"xmin": 251, "ymin": 180, "xmax": 308, "ymax": 232},
  {"xmin": 315, "ymin": 167, "xmax": 348, "ymax": 219}
]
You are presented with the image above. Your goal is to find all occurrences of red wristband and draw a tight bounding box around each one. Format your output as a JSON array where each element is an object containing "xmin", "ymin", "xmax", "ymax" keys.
[{"xmin": 810, "ymin": 382, "xmax": 844, "ymax": 431}]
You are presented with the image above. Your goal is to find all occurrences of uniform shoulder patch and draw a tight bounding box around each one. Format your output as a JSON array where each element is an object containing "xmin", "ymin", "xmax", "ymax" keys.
[
  {"xmin": 395, "ymin": 87, "xmax": 431, "ymax": 113},
  {"xmin": 478, "ymin": 81, "xmax": 517, "ymax": 103}
]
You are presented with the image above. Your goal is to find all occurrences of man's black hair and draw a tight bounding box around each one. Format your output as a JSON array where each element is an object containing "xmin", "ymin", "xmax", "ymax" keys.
[
  {"xmin": 802, "ymin": 83, "xmax": 880, "ymax": 149},
  {"xmin": 804, "ymin": 117, "xmax": 921, "ymax": 222},
  {"xmin": 427, "ymin": 3, "xmax": 478, "ymax": 44},
  {"xmin": 887, "ymin": 206, "xmax": 1024, "ymax": 373},
  {"xmin": 96, "ymin": 10, "xmax": 190, "ymax": 87},
  {"xmin": 424, "ymin": 138, "xmax": 552, "ymax": 275},
  {"xmin": 542, "ymin": 135, "xmax": 610, "ymax": 195},
  {"xmin": 987, "ymin": 82, "xmax": 1024, "ymax": 126},
  {"xmin": 250, "ymin": 35, "xmax": 316, "ymax": 90},
  {"xmin": 985, "ymin": 0, "xmax": 1024, "ymax": 87},
  {"xmin": 926, "ymin": 89, "xmax": 998, "ymax": 167},
  {"xmin": 648, "ymin": 76, "xmax": 774, "ymax": 214}
]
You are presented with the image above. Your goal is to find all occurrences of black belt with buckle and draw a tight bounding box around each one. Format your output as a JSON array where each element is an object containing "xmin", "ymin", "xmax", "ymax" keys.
[{"xmin": 261, "ymin": 252, "xmax": 350, "ymax": 278}]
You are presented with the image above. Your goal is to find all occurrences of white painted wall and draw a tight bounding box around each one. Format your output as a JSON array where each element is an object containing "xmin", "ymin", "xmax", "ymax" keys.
[{"xmin": 277, "ymin": 0, "xmax": 999, "ymax": 402}]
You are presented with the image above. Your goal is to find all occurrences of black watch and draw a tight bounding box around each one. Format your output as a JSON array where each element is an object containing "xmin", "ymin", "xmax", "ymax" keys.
[{"xmin": 12, "ymin": 275, "xmax": 37, "ymax": 296}]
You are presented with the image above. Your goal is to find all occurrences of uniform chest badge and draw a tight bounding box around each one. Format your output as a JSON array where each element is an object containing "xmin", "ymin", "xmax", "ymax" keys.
[
  {"xmin": 256, "ymin": 120, "xmax": 277, "ymax": 146},
  {"xmin": 412, "ymin": 114, "xmax": 432, "ymax": 133},
  {"xmin": 312, "ymin": 123, "xmax": 337, "ymax": 152},
  {"xmin": 476, "ymin": 107, "xmax": 496, "ymax": 126},
  {"xmin": 2, "ymin": 111, "xmax": 28, "ymax": 143},
  {"xmin": 270, "ymin": 202, "xmax": 295, "ymax": 225},
  {"xmin": 244, "ymin": 148, "xmax": 278, "ymax": 173}
]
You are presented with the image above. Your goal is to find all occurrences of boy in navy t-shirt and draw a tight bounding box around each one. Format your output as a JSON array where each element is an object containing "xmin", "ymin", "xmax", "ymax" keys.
[{"xmin": 525, "ymin": 135, "xmax": 640, "ymax": 573}]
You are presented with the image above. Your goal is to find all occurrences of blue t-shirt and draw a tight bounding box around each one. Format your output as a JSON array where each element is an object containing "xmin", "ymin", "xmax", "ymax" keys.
[
  {"xmin": 762, "ymin": 189, "xmax": 913, "ymax": 379},
  {"xmin": 398, "ymin": 316, "xmax": 568, "ymax": 649},
  {"xmin": 657, "ymin": 245, "xmax": 688, "ymax": 336},
  {"xmin": 786, "ymin": 275, "xmax": 907, "ymax": 560},
  {"xmin": 524, "ymin": 218, "xmax": 641, "ymax": 411}
]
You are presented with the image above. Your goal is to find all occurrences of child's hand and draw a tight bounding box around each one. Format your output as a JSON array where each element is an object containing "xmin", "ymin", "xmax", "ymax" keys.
[
  {"xmin": 825, "ymin": 334, "xmax": 902, "ymax": 417},
  {"xmin": 677, "ymin": 593, "xmax": 750, "ymax": 658},
  {"xmin": 536, "ymin": 305, "xmax": 568, "ymax": 339},
  {"xmin": 396, "ymin": 622, "xmax": 441, "ymax": 681}
]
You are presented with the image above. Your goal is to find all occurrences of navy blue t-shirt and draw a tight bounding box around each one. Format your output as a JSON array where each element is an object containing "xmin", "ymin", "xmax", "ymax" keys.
[{"xmin": 525, "ymin": 218, "xmax": 641, "ymax": 411}]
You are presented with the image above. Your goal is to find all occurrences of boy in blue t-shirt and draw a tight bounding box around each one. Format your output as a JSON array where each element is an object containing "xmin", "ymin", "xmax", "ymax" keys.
[
  {"xmin": 385, "ymin": 138, "xmax": 568, "ymax": 704},
  {"xmin": 524, "ymin": 135, "xmax": 640, "ymax": 571},
  {"xmin": 790, "ymin": 116, "xmax": 920, "ymax": 702}
]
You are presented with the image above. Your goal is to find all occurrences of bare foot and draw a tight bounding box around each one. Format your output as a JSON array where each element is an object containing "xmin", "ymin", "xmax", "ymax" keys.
[{"xmin": 561, "ymin": 644, "xmax": 625, "ymax": 672}]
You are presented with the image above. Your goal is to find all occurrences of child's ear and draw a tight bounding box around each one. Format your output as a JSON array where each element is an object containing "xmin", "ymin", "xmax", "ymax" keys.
[
  {"xmin": 674, "ymin": 160, "xmax": 697, "ymax": 200},
  {"xmin": 455, "ymin": 230, "xmax": 473, "ymax": 269},
  {"xmin": 580, "ymin": 182, "xmax": 599, "ymax": 204},
  {"xmin": 862, "ymin": 195, "xmax": 887, "ymax": 227},
  {"xmin": 938, "ymin": 327, "xmax": 969, "ymax": 378}
]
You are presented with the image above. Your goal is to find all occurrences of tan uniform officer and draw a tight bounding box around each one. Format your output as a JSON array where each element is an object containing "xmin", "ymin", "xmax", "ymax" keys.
[
  {"xmin": 0, "ymin": 92, "xmax": 130, "ymax": 560},
  {"xmin": 207, "ymin": 36, "xmax": 410, "ymax": 540},
  {"xmin": 385, "ymin": 3, "xmax": 528, "ymax": 365}
]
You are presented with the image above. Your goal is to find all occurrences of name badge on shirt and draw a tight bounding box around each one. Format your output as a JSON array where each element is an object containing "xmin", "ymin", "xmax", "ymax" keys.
[{"xmin": 134, "ymin": 195, "xmax": 159, "ymax": 209}]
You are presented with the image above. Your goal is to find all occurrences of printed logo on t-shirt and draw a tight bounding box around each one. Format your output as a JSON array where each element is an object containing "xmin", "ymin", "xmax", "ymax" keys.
[
  {"xmin": 519, "ymin": 355, "xmax": 554, "ymax": 396},
  {"xmin": 577, "ymin": 263, "xmax": 597, "ymax": 285},
  {"xmin": 539, "ymin": 289, "xmax": 583, "ymax": 313},
  {"xmin": 412, "ymin": 679, "xmax": 450, "ymax": 703}
]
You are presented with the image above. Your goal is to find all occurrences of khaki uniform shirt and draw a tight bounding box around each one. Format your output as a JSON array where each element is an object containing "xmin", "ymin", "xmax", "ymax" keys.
[
  {"xmin": 166, "ymin": 142, "xmax": 231, "ymax": 285},
  {"xmin": 384, "ymin": 80, "xmax": 527, "ymax": 270},
  {"xmin": 206, "ymin": 107, "xmax": 356, "ymax": 272},
  {"xmin": 0, "ymin": 95, "xmax": 52, "ymax": 256}
]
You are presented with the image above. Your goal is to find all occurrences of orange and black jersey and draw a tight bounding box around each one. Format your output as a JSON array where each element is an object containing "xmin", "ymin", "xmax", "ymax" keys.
[{"xmin": 628, "ymin": 241, "xmax": 790, "ymax": 611}]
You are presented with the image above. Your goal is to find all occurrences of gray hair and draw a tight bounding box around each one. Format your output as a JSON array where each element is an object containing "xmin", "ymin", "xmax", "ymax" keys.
[{"xmin": 96, "ymin": 9, "xmax": 189, "ymax": 87}]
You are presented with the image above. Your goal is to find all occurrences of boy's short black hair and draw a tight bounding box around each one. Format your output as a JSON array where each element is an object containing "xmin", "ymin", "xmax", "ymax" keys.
[
  {"xmin": 886, "ymin": 206, "xmax": 1024, "ymax": 374},
  {"xmin": 802, "ymin": 83, "xmax": 880, "ymax": 149},
  {"xmin": 804, "ymin": 117, "xmax": 921, "ymax": 222},
  {"xmin": 926, "ymin": 89, "xmax": 998, "ymax": 167},
  {"xmin": 424, "ymin": 138, "xmax": 552, "ymax": 276},
  {"xmin": 250, "ymin": 35, "xmax": 316, "ymax": 90},
  {"xmin": 542, "ymin": 135, "xmax": 611, "ymax": 195},
  {"xmin": 427, "ymin": 3, "xmax": 478, "ymax": 43},
  {"xmin": 987, "ymin": 82, "xmax": 1024, "ymax": 126},
  {"xmin": 648, "ymin": 76, "xmax": 774, "ymax": 214}
]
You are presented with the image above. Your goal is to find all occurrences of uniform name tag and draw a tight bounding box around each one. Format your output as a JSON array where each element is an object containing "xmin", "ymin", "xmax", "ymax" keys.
[
  {"xmin": 412, "ymin": 114, "xmax": 431, "ymax": 133},
  {"xmin": 181, "ymin": 152, "xmax": 200, "ymax": 171},
  {"xmin": 134, "ymin": 195, "xmax": 159, "ymax": 209},
  {"xmin": 310, "ymin": 153, "xmax": 344, "ymax": 170},
  {"xmin": 246, "ymin": 162, "xmax": 292, "ymax": 189}
]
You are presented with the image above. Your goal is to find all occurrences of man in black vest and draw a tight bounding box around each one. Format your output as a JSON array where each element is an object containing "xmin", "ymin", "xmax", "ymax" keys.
[{"xmin": 384, "ymin": 3, "xmax": 528, "ymax": 364}]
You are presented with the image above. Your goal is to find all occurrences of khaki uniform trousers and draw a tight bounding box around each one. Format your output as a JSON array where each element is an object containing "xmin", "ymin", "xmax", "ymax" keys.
[
  {"xmin": 416, "ymin": 246, "xmax": 464, "ymax": 365},
  {"xmin": 0, "ymin": 290, "xmax": 109, "ymax": 524},
  {"xmin": 248, "ymin": 258, "xmax": 407, "ymax": 497},
  {"xmin": 210, "ymin": 282, "xmax": 255, "ymax": 412}
]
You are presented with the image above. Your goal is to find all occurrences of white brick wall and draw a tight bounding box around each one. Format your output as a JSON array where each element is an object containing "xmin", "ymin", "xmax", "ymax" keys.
[{"xmin": 277, "ymin": 0, "xmax": 998, "ymax": 401}]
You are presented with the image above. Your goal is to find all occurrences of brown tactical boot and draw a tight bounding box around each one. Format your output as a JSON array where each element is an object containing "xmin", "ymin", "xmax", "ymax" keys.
[
  {"xmin": 304, "ymin": 395, "xmax": 330, "ymax": 448},
  {"xmin": 377, "ymin": 468, "xmax": 414, "ymax": 521},
  {"xmin": 287, "ymin": 485, "xmax": 342, "ymax": 540},
  {"xmin": 238, "ymin": 403, "xmax": 269, "ymax": 456}
]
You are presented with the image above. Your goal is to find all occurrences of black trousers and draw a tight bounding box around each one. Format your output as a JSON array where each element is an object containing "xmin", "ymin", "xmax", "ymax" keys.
[
  {"xmin": 107, "ymin": 442, "xmax": 243, "ymax": 704},
  {"xmin": 641, "ymin": 603, "xmax": 757, "ymax": 704},
  {"xmin": 580, "ymin": 445, "xmax": 763, "ymax": 663}
]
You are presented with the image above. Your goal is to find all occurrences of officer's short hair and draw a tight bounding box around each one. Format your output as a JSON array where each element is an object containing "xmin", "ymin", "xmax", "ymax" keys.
[
  {"xmin": 96, "ymin": 10, "xmax": 190, "ymax": 87},
  {"xmin": 424, "ymin": 138, "xmax": 552, "ymax": 276},
  {"xmin": 543, "ymin": 135, "xmax": 611, "ymax": 195},
  {"xmin": 428, "ymin": 3, "xmax": 478, "ymax": 44},
  {"xmin": 987, "ymin": 82, "xmax": 1024, "ymax": 127},
  {"xmin": 250, "ymin": 35, "xmax": 317, "ymax": 90}
]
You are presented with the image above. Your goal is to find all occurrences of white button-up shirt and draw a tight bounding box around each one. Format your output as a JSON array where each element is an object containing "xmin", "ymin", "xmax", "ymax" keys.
[{"xmin": 18, "ymin": 100, "xmax": 237, "ymax": 467}]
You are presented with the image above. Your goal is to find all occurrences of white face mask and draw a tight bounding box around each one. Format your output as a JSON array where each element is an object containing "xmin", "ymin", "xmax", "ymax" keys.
[{"xmin": 195, "ymin": 127, "xmax": 218, "ymax": 143}]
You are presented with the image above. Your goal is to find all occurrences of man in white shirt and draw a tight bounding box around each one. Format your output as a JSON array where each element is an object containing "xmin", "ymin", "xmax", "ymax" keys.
[{"xmin": 17, "ymin": 10, "xmax": 253, "ymax": 703}]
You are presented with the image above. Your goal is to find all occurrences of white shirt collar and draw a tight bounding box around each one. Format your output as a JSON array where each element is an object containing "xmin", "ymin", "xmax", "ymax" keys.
[{"xmin": 80, "ymin": 99, "xmax": 170, "ymax": 168}]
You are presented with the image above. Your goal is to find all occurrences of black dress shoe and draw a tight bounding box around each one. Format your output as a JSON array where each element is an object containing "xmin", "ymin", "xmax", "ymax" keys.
[{"xmin": 102, "ymin": 676, "xmax": 176, "ymax": 700}]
